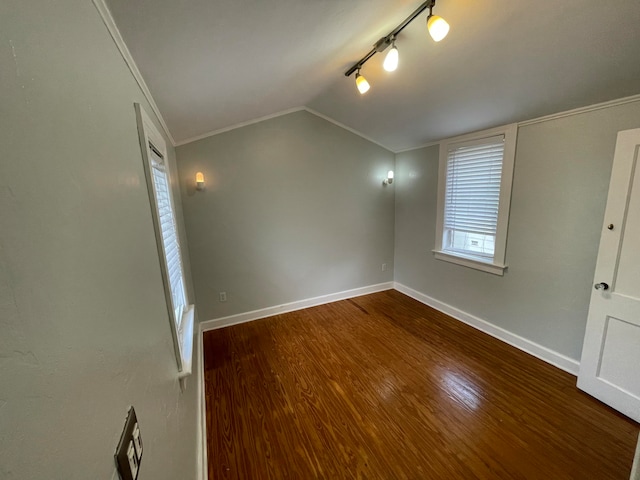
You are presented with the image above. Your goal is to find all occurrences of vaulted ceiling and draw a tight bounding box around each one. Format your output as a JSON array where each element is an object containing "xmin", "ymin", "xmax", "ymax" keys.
[{"xmin": 105, "ymin": 0, "xmax": 640, "ymax": 151}]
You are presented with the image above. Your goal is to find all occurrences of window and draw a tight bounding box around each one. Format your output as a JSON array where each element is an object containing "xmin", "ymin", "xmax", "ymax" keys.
[
  {"xmin": 434, "ymin": 124, "xmax": 517, "ymax": 275},
  {"xmin": 135, "ymin": 104, "xmax": 194, "ymax": 376}
]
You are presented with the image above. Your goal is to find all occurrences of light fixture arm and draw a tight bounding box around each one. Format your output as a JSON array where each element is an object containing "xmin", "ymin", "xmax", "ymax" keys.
[{"xmin": 344, "ymin": 0, "xmax": 437, "ymax": 77}]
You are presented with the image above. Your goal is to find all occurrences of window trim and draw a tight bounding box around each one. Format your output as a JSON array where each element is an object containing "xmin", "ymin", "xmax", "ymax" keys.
[
  {"xmin": 135, "ymin": 103, "xmax": 194, "ymax": 377},
  {"xmin": 433, "ymin": 123, "xmax": 518, "ymax": 276}
]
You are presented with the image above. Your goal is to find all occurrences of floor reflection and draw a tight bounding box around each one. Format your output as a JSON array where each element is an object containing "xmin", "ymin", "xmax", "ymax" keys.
[{"xmin": 440, "ymin": 369, "xmax": 482, "ymax": 411}]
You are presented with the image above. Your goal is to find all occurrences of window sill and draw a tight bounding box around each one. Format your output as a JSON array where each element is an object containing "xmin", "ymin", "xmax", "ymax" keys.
[
  {"xmin": 177, "ymin": 305, "xmax": 195, "ymax": 378},
  {"xmin": 432, "ymin": 250, "xmax": 507, "ymax": 276}
]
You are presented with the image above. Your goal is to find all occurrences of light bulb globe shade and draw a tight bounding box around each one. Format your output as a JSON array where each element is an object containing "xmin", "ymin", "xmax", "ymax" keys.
[
  {"xmin": 383, "ymin": 46, "xmax": 399, "ymax": 72},
  {"xmin": 355, "ymin": 73, "xmax": 370, "ymax": 94},
  {"xmin": 196, "ymin": 171, "xmax": 205, "ymax": 190},
  {"xmin": 427, "ymin": 15, "xmax": 449, "ymax": 42},
  {"xmin": 387, "ymin": 170, "xmax": 394, "ymax": 180}
]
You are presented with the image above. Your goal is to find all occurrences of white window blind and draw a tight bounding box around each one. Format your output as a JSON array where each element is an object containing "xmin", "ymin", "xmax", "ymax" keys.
[
  {"xmin": 136, "ymin": 104, "xmax": 194, "ymax": 376},
  {"xmin": 148, "ymin": 143, "xmax": 187, "ymax": 330},
  {"xmin": 443, "ymin": 135, "xmax": 505, "ymax": 260}
]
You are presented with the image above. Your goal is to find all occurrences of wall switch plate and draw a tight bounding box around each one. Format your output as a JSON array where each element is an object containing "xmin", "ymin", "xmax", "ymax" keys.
[
  {"xmin": 115, "ymin": 407, "xmax": 142, "ymax": 480},
  {"xmin": 219, "ymin": 292, "xmax": 227, "ymax": 302},
  {"xmin": 382, "ymin": 263, "xmax": 387, "ymax": 272}
]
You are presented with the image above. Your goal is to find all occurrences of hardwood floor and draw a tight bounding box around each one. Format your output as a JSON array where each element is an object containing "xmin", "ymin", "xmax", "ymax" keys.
[{"xmin": 203, "ymin": 290, "xmax": 639, "ymax": 479}]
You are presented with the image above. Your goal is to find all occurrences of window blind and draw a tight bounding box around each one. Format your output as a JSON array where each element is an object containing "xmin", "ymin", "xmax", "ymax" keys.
[
  {"xmin": 443, "ymin": 135, "xmax": 505, "ymax": 257},
  {"xmin": 149, "ymin": 143, "xmax": 187, "ymax": 329}
]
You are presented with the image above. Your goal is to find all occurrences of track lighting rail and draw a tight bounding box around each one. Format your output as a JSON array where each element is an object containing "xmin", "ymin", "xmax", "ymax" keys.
[{"xmin": 344, "ymin": 0, "xmax": 437, "ymax": 78}]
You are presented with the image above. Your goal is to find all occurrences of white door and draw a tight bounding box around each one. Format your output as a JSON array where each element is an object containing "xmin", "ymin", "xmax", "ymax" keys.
[{"xmin": 577, "ymin": 128, "xmax": 640, "ymax": 423}]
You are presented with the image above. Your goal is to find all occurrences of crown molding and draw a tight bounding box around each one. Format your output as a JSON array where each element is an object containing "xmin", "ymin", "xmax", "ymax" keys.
[
  {"xmin": 303, "ymin": 108, "xmax": 394, "ymax": 153},
  {"xmin": 92, "ymin": 0, "xmax": 176, "ymax": 146},
  {"xmin": 395, "ymin": 140, "xmax": 440, "ymax": 154},
  {"xmin": 174, "ymin": 107, "xmax": 307, "ymax": 146},
  {"xmin": 395, "ymin": 94, "xmax": 640, "ymax": 154},
  {"xmin": 174, "ymin": 106, "xmax": 395, "ymax": 153},
  {"xmin": 518, "ymin": 93, "xmax": 640, "ymax": 127}
]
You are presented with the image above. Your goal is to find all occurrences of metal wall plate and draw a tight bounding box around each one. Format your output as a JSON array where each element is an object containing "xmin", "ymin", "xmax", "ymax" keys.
[{"xmin": 115, "ymin": 407, "xmax": 142, "ymax": 480}]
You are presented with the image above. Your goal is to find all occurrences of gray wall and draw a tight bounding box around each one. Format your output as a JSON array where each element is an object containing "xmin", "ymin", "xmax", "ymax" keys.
[
  {"xmin": 394, "ymin": 101, "xmax": 640, "ymax": 361},
  {"xmin": 0, "ymin": 1, "xmax": 197, "ymax": 479},
  {"xmin": 176, "ymin": 110, "xmax": 395, "ymax": 320}
]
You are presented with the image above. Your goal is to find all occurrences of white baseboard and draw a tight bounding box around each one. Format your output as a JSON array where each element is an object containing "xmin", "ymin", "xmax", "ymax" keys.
[
  {"xmin": 195, "ymin": 328, "xmax": 208, "ymax": 480},
  {"xmin": 199, "ymin": 282, "xmax": 395, "ymax": 332},
  {"xmin": 631, "ymin": 433, "xmax": 640, "ymax": 480},
  {"xmin": 393, "ymin": 282, "xmax": 581, "ymax": 376}
]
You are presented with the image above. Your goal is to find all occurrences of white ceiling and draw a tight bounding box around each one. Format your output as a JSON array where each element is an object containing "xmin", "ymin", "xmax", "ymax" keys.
[{"xmin": 105, "ymin": 0, "xmax": 640, "ymax": 151}]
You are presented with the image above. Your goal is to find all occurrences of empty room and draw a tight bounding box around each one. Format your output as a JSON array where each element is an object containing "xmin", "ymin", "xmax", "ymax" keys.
[{"xmin": 2, "ymin": 0, "xmax": 640, "ymax": 479}]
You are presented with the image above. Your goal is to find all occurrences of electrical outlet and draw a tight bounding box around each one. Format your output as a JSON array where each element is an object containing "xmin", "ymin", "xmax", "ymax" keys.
[
  {"xmin": 115, "ymin": 407, "xmax": 142, "ymax": 480},
  {"xmin": 132, "ymin": 423, "xmax": 143, "ymax": 459},
  {"xmin": 127, "ymin": 442, "xmax": 138, "ymax": 479},
  {"xmin": 382, "ymin": 263, "xmax": 387, "ymax": 272},
  {"xmin": 219, "ymin": 291, "xmax": 227, "ymax": 302}
]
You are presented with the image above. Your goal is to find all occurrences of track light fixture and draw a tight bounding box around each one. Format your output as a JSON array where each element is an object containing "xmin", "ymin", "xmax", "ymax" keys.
[
  {"xmin": 427, "ymin": 3, "xmax": 450, "ymax": 42},
  {"xmin": 383, "ymin": 38, "xmax": 399, "ymax": 72},
  {"xmin": 355, "ymin": 69, "xmax": 370, "ymax": 94},
  {"xmin": 345, "ymin": 0, "xmax": 449, "ymax": 93}
]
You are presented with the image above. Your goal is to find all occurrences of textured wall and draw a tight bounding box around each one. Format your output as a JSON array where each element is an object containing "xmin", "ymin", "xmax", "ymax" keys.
[
  {"xmin": 176, "ymin": 111, "xmax": 395, "ymax": 320},
  {"xmin": 0, "ymin": 1, "xmax": 197, "ymax": 479},
  {"xmin": 394, "ymin": 101, "xmax": 640, "ymax": 361}
]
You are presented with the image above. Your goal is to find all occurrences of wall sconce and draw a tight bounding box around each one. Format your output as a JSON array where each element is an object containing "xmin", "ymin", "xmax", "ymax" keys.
[
  {"xmin": 195, "ymin": 172, "xmax": 205, "ymax": 191},
  {"xmin": 383, "ymin": 170, "xmax": 394, "ymax": 186}
]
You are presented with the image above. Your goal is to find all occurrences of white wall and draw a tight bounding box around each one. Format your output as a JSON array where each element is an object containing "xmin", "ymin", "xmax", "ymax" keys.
[
  {"xmin": 394, "ymin": 100, "xmax": 640, "ymax": 362},
  {"xmin": 0, "ymin": 1, "xmax": 197, "ymax": 478},
  {"xmin": 176, "ymin": 110, "xmax": 395, "ymax": 321}
]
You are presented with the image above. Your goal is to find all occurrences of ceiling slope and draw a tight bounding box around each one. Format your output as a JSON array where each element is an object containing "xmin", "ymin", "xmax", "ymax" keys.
[{"xmin": 106, "ymin": 0, "xmax": 640, "ymax": 150}]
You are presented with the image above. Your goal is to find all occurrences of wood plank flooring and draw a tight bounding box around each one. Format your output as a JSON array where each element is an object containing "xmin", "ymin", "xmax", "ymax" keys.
[{"xmin": 203, "ymin": 290, "xmax": 639, "ymax": 479}]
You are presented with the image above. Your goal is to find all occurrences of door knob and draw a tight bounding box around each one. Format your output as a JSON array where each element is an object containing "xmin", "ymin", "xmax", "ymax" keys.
[{"xmin": 594, "ymin": 282, "xmax": 609, "ymax": 290}]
